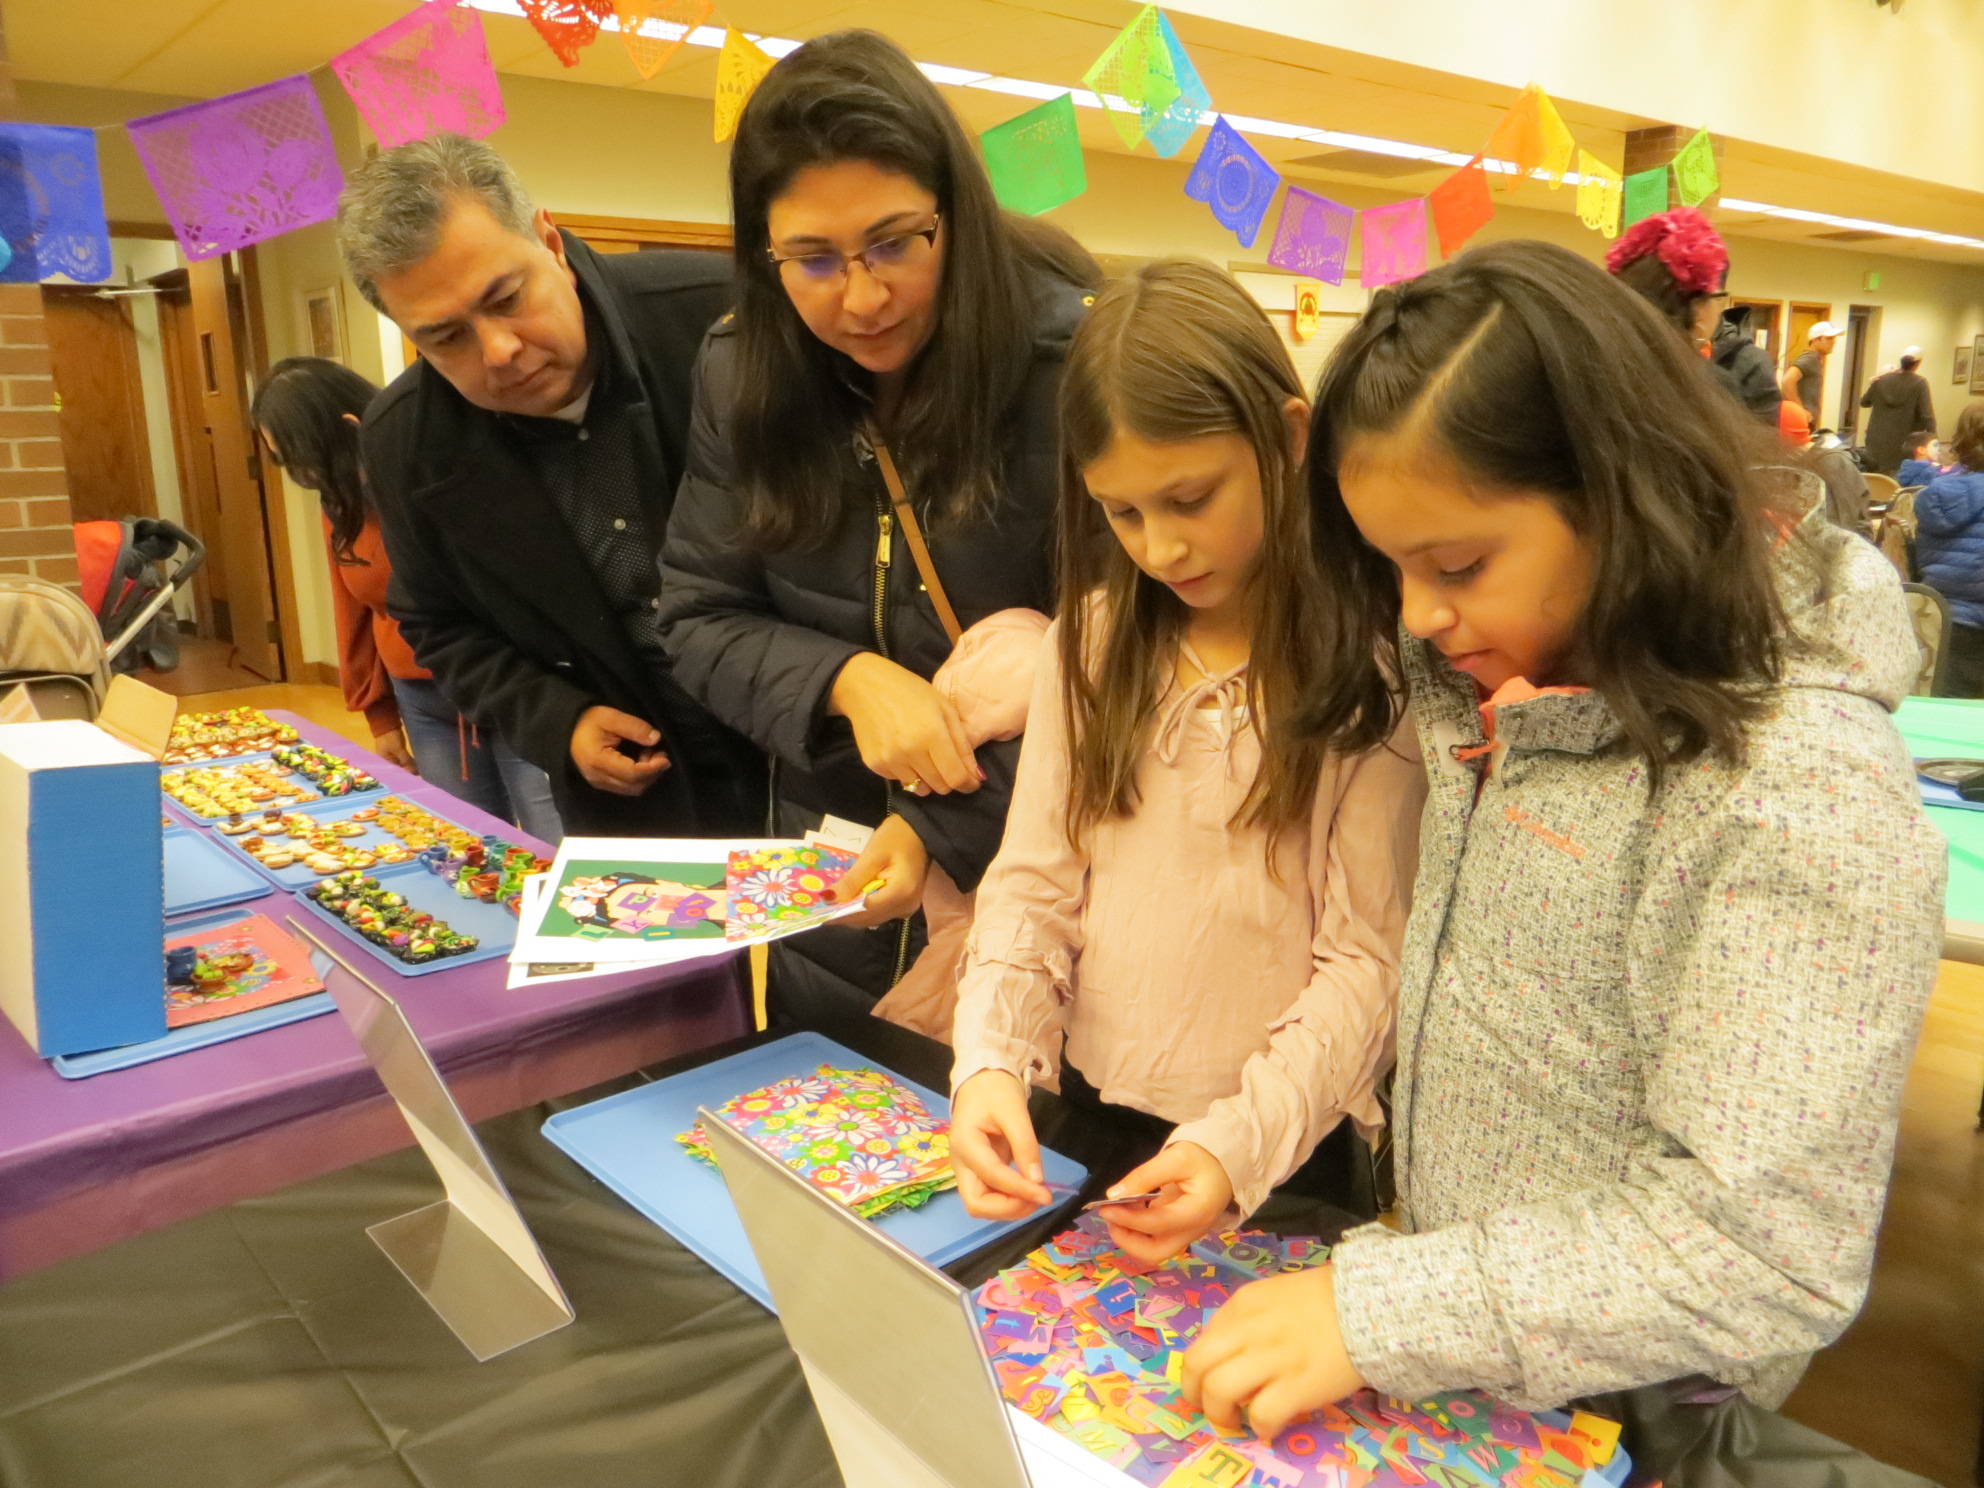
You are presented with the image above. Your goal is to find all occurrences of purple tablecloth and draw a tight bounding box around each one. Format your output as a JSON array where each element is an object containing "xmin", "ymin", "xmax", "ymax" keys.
[{"xmin": 0, "ymin": 714, "xmax": 751, "ymax": 1279}]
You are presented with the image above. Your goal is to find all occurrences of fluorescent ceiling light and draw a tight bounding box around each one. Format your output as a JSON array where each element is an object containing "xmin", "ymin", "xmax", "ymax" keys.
[
  {"xmin": 458, "ymin": 0, "xmax": 1981, "ymax": 254},
  {"xmin": 1720, "ymin": 196, "xmax": 1984, "ymax": 249}
]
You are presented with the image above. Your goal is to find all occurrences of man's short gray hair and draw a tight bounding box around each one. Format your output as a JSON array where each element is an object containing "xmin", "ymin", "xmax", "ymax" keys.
[{"xmin": 337, "ymin": 133, "xmax": 537, "ymax": 314}]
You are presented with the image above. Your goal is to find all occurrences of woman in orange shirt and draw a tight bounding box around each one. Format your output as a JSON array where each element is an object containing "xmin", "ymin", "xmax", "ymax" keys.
[{"xmin": 252, "ymin": 357, "xmax": 561, "ymax": 842}]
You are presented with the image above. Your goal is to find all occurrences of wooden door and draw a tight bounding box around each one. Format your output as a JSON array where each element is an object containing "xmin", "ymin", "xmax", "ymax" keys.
[
  {"xmin": 155, "ymin": 275, "xmax": 224, "ymax": 636},
  {"xmin": 186, "ymin": 255, "xmax": 283, "ymax": 679},
  {"xmin": 1730, "ymin": 297, "xmax": 1783, "ymax": 365},
  {"xmin": 40, "ymin": 287, "xmax": 158, "ymax": 526}
]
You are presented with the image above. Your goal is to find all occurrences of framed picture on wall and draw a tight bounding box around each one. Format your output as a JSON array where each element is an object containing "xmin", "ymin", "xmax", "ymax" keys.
[
  {"xmin": 1972, "ymin": 335, "xmax": 1984, "ymax": 395},
  {"xmin": 303, "ymin": 286, "xmax": 345, "ymax": 363},
  {"xmin": 1959, "ymin": 346, "xmax": 1974, "ymax": 386}
]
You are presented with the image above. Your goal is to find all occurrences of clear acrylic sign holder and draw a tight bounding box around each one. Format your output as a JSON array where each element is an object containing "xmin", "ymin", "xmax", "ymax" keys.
[{"xmin": 290, "ymin": 918, "xmax": 575, "ymax": 1361}]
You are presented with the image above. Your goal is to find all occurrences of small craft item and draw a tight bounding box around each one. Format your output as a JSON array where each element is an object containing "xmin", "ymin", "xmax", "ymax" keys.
[
  {"xmin": 369, "ymin": 795, "xmax": 485, "ymax": 856},
  {"xmin": 976, "ymin": 1213, "xmax": 1623, "ymax": 1486},
  {"xmin": 163, "ymin": 707, "xmax": 300, "ymax": 763},
  {"xmin": 270, "ymin": 742, "xmax": 378, "ymax": 796},
  {"xmin": 304, "ymin": 871, "xmax": 481, "ymax": 965},
  {"xmin": 677, "ymin": 1063, "xmax": 957, "ymax": 1220},
  {"xmin": 724, "ymin": 843, "xmax": 863, "ymax": 942},
  {"xmin": 161, "ymin": 759, "xmax": 320, "ymax": 818},
  {"xmin": 163, "ymin": 913, "xmax": 325, "ymax": 1028},
  {"xmin": 421, "ymin": 836, "xmax": 552, "ymax": 916},
  {"xmin": 235, "ymin": 808, "xmax": 394, "ymax": 879}
]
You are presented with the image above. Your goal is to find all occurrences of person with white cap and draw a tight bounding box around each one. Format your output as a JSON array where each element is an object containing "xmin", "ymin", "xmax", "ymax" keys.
[
  {"xmin": 1781, "ymin": 320, "xmax": 1842, "ymax": 428},
  {"xmin": 1860, "ymin": 346, "xmax": 1939, "ymax": 475}
]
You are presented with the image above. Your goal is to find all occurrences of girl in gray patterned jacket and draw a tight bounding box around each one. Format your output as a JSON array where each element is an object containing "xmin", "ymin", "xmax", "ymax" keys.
[{"xmin": 1183, "ymin": 240, "xmax": 1946, "ymax": 1436}]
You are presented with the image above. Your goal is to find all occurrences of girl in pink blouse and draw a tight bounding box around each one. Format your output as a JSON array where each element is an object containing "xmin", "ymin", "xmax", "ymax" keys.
[{"xmin": 948, "ymin": 260, "xmax": 1425, "ymax": 1257}]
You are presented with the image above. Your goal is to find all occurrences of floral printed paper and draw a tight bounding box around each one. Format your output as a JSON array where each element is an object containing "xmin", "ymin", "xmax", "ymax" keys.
[{"xmin": 679, "ymin": 1064, "xmax": 957, "ymax": 1219}]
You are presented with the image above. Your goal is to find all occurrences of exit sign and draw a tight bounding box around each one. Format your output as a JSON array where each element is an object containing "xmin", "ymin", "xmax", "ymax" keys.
[{"xmin": 1864, "ymin": 270, "xmax": 1883, "ymax": 291}]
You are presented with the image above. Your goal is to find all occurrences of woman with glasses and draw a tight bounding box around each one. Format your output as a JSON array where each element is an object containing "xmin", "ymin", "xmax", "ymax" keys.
[{"xmin": 660, "ymin": 29, "xmax": 1099, "ymax": 1027}]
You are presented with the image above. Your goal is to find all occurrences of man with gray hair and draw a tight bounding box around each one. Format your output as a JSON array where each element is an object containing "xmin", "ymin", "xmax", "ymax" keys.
[{"xmin": 341, "ymin": 133, "xmax": 760, "ymax": 837}]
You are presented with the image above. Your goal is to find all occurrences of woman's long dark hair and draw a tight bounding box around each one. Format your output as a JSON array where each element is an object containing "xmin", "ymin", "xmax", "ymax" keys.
[
  {"xmin": 1302, "ymin": 238, "xmax": 1789, "ymax": 781},
  {"xmin": 726, "ymin": 29, "xmax": 1098, "ymax": 549},
  {"xmin": 251, "ymin": 357, "xmax": 380, "ymax": 564}
]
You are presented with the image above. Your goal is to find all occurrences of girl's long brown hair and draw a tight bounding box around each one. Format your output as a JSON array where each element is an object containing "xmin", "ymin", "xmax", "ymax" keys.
[{"xmin": 1056, "ymin": 259, "xmax": 1338, "ymax": 852}]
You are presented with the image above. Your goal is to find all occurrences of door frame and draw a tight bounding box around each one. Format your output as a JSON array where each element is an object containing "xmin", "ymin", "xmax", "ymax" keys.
[
  {"xmin": 152, "ymin": 268, "xmax": 224, "ymax": 636},
  {"xmin": 235, "ymin": 246, "xmax": 307, "ymax": 681},
  {"xmin": 1838, "ymin": 304, "xmax": 1878, "ymax": 443}
]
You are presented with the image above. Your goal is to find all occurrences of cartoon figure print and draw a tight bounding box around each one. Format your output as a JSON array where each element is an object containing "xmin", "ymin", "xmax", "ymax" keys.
[{"xmin": 556, "ymin": 871, "xmax": 729, "ymax": 940}]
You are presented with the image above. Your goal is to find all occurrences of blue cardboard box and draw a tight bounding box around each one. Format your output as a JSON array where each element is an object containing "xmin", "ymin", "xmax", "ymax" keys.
[{"xmin": 0, "ymin": 715, "xmax": 167, "ymax": 1057}]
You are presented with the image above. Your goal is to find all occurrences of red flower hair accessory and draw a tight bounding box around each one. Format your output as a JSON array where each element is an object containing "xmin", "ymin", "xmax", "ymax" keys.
[{"xmin": 1605, "ymin": 207, "xmax": 1728, "ymax": 297}]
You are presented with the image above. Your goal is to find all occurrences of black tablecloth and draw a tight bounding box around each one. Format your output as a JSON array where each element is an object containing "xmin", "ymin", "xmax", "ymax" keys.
[
  {"xmin": 3, "ymin": 1015, "xmax": 1926, "ymax": 1488},
  {"xmin": 0, "ymin": 1016, "xmax": 1365, "ymax": 1488}
]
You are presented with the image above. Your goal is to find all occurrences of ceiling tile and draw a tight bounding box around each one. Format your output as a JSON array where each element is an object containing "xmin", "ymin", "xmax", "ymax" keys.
[{"xmin": 8, "ymin": 0, "xmax": 223, "ymax": 92}]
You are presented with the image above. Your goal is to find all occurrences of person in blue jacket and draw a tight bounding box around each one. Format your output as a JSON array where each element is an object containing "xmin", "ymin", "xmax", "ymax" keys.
[
  {"xmin": 1897, "ymin": 430, "xmax": 1942, "ymax": 490},
  {"xmin": 1914, "ymin": 402, "xmax": 1984, "ymax": 694}
]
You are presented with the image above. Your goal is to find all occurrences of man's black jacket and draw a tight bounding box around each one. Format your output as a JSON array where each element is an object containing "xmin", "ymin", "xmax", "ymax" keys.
[{"xmin": 363, "ymin": 234, "xmax": 762, "ymax": 836}]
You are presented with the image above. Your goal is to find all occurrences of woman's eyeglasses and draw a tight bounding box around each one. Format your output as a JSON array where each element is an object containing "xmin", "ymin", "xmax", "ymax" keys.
[{"xmin": 768, "ymin": 217, "xmax": 941, "ymax": 289}]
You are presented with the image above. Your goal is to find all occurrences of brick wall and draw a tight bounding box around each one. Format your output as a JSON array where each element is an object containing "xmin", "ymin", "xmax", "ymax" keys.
[
  {"xmin": 1622, "ymin": 126, "xmax": 1724, "ymax": 212},
  {"xmin": 0, "ymin": 0, "xmax": 78, "ymax": 591},
  {"xmin": 0, "ymin": 285, "xmax": 78, "ymax": 589}
]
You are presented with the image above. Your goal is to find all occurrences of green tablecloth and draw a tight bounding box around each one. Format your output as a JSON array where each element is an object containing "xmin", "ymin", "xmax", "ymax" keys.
[
  {"xmin": 1893, "ymin": 696, "xmax": 1984, "ymax": 923},
  {"xmin": 1894, "ymin": 695, "xmax": 1984, "ymax": 761}
]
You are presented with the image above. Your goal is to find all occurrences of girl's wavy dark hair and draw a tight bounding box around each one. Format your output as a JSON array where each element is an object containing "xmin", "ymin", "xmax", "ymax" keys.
[
  {"xmin": 1301, "ymin": 238, "xmax": 1790, "ymax": 781},
  {"xmin": 251, "ymin": 357, "xmax": 380, "ymax": 565},
  {"xmin": 725, "ymin": 29, "xmax": 1098, "ymax": 550}
]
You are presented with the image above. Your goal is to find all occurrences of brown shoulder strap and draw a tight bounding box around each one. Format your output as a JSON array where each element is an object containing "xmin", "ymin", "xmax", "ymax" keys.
[{"xmin": 864, "ymin": 420, "xmax": 964, "ymax": 646}]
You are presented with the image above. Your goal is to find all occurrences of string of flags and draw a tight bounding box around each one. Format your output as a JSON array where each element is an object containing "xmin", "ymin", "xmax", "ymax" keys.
[
  {"xmin": 0, "ymin": 0, "xmax": 1721, "ymax": 297},
  {"xmin": 979, "ymin": 3, "xmax": 1723, "ymax": 294}
]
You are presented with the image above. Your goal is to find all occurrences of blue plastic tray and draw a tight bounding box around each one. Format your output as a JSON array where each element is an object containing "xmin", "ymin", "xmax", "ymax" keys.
[
  {"xmin": 541, "ymin": 1032, "xmax": 1086, "ymax": 1312},
  {"xmin": 52, "ymin": 906, "xmax": 335, "ymax": 1079},
  {"xmin": 159, "ymin": 749, "xmax": 385, "ymax": 822},
  {"xmin": 1918, "ymin": 774, "xmax": 1984, "ymax": 813},
  {"xmin": 288, "ymin": 859, "xmax": 517, "ymax": 977},
  {"xmin": 162, "ymin": 827, "xmax": 272, "ymax": 916},
  {"xmin": 205, "ymin": 794, "xmax": 449, "ymax": 890}
]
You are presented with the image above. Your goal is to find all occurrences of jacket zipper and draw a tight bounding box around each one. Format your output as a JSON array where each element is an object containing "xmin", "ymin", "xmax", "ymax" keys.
[
  {"xmin": 870, "ymin": 493, "xmax": 913, "ymax": 988},
  {"xmin": 1400, "ymin": 717, "xmax": 1493, "ymax": 1213}
]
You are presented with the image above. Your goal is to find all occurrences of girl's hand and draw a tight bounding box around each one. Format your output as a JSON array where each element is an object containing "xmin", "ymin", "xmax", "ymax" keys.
[
  {"xmin": 826, "ymin": 814, "xmax": 930, "ymax": 928},
  {"xmin": 1182, "ymin": 1264, "xmax": 1368, "ymax": 1444},
  {"xmin": 372, "ymin": 729, "xmax": 416, "ymax": 771},
  {"xmin": 1097, "ymin": 1141, "xmax": 1234, "ymax": 1263},
  {"xmin": 828, "ymin": 653, "xmax": 982, "ymax": 796},
  {"xmin": 948, "ymin": 1069, "xmax": 1054, "ymax": 1219}
]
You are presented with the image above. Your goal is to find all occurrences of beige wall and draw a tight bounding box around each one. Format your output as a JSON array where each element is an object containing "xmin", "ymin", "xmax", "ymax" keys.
[
  {"xmin": 12, "ymin": 69, "xmax": 1984, "ymax": 673},
  {"xmin": 495, "ymin": 76, "xmax": 1984, "ymax": 435},
  {"xmin": 1169, "ymin": 0, "xmax": 1984, "ymax": 199}
]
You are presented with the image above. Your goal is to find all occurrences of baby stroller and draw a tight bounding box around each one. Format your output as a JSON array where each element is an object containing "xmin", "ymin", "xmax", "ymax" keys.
[
  {"xmin": 74, "ymin": 518, "xmax": 205, "ymax": 676},
  {"xmin": 0, "ymin": 518, "xmax": 204, "ymax": 721}
]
